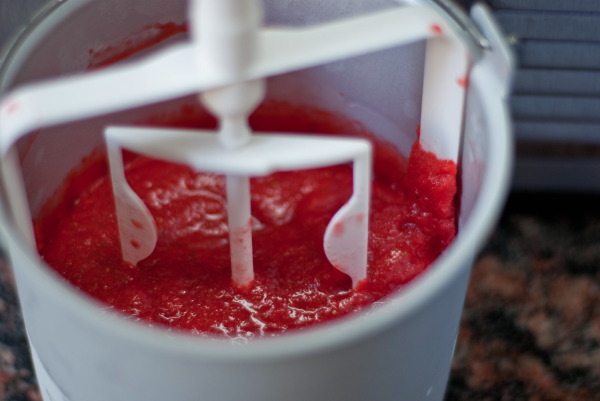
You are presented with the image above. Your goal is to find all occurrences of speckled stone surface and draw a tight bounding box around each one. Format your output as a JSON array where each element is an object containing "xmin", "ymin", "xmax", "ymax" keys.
[
  {"xmin": 0, "ymin": 254, "xmax": 40, "ymax": 401},
  {"xmin": 447, "ymin": 192, "xmax": 600, "ymax": 401},
  {"xmin": 1, "ymin": 192, "xmax": 600, "ymax": 400}
]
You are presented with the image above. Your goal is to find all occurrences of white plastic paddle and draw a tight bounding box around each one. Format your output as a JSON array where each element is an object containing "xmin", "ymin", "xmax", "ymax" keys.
[
  {"xmin": 193, "ymin": 0, "xmax": 264, "ymax": 287},
  {"xmin": 0, "ymin": 0, "xmax": 470, "ymax": 289},
  {"xmin": 105, "ymin": 127, "xmax": 372, "ymax": 288}
]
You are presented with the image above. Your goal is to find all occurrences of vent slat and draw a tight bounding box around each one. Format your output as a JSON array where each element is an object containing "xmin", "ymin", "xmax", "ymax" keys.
[
  {"xmin": 514, "ymin": 40, "xmax": 600, "ymax": 69},
  {"xmin": 514, "ymin": 69, "xmax": 600, "ymax": 97},
  {"xmin": 514, "ymin": 121, "xmax": 600, "ymax": 143},
  {"xmin": 496, "ymin": 10, "xmax": 600, "ymax": 42},
  {"xmin": 511, "ymin": 96, "xmax": 600, "ymax": 122},
  {"xmin": 490, "ymin": 0, "xmax": 600, "ymax": 13}
]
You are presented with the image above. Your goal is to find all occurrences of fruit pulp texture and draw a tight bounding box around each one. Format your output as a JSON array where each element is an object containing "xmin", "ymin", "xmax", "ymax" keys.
[{"xmin": 35, "ymin": 102, "xmax": 457, "ymax": 338}]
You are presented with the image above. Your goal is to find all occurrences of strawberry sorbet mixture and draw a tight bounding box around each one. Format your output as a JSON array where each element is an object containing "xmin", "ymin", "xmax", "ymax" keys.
[{"xmin": 35, "ymin": 102, "xmax": 457, "ymax": 338}]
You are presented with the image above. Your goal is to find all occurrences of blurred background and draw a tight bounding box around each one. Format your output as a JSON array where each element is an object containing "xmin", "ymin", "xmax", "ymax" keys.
[{"xmin": 0, "ymin": 1, "xmax": 599, "ymax": 400}]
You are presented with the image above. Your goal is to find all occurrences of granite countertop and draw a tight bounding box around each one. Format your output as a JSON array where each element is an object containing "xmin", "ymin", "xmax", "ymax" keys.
[
  {"xmin": 447, "ymin": 192, "xmax": 600, "ymax": 401},
  {"xmin": 0, "ymin": 191, "xmax": 599, "ymax": 400}
]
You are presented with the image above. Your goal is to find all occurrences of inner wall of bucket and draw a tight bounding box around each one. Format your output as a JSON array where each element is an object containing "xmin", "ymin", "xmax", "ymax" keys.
[{"xmin": 5, "ymin": 0, "xmax": 428, "ymax": 220}]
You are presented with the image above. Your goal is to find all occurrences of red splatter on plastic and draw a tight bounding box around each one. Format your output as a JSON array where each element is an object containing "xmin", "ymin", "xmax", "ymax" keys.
[
  {"xmin": 457, "ymin": 77, "xmax": 469, "ymax": 88},
  {"xmin": 233, "ymin": 233, "xmax": 247, "ymax": 245},
  {"xmin": 333, "ymin": 264, "xmax": 347, "ymax": 273},
  {"xmin": 87, "ymin": 22, "xmax": 188, "ymax": 70},
  {"xmin": 131, "ymin": 219, "xmax": 143, "ymax": 229},
  {"xmin": 130, "ymin": 240, "xmax": 141, "ymax": 249},
  {"xmin": 430, "ymin": 24, "xmax": 443, "ymax": 34},
  {"xmin": 416, "ymin": 124, "xmax": 421, "ymax": 138},
  {"xmin": 354, "ymin": 278, "xmax": 368, "ymax": 292},
  {"xmin": 232, "ymin": 261, "xmax": 254, "ymax": 291},
  {"xmin": 233, "ymin": 277, "xmax": 254, "ymax": 292},
  {"xmin": 5, "ymin": 102, "xmax": 19, "ymax": 115},
  {"xmin": 232, "ymin": 220, "xmax": 253, "ymax": 245},
  {"xmin": 333, "ymin": 221, "xmax": 345, "ymax": 236},
  {"xmin": 354, "ymin": 213, "xmax": 364, "ymax": 223}
]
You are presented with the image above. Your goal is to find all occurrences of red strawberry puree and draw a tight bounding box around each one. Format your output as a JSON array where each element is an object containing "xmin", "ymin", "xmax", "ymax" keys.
[{"xmin": 34, "ymin": 102, "xmax": 457, "ymax": 338}]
